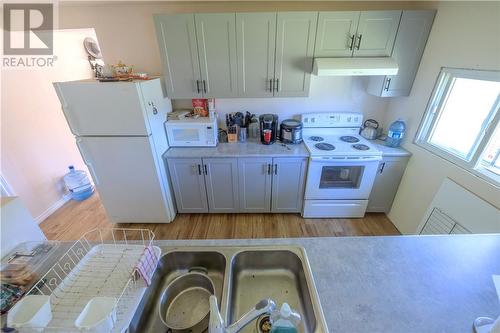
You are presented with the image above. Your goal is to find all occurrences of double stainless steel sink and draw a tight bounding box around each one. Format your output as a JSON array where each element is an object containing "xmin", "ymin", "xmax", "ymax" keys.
[{"xmin": 129, "ymin": 246, "xmax": 328, "ymax": 333}]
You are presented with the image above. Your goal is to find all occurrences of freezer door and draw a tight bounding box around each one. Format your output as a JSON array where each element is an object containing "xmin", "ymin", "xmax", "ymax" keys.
[
  {"xmin": 76, "ymin": 136, "xmax": 173, "ymax": 223},
  {"xmin": 54, "ymin": 81, "xmax": 150, "ymax": 136}
]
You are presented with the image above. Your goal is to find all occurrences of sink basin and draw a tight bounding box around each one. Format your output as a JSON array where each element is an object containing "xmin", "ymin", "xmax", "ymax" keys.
[
  {"xmin": 129, "ymin": 246, "xmax": 327, "ymax": 333},
  {"xmin": 228, "ymin": 250, "xmax": 317, "ymax": 333},
  {"xmin": 129, "ymin": 251, "xmax": 226, "ymax": 333}
]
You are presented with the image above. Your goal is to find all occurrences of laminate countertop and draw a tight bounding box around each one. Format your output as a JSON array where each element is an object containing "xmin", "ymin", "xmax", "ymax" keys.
[
  {"xmin": 371, "ymin": 139, "xmax": 412, "ymax": 157},
  {"xmin": 163, "ymin": 139, "xmax": 309, "ymax": 158},
  {"xmin": 157, "ymin": 235, "xmax": 500, "ymax": 333},
  {"xmin": 163, "ymin": 140, "xmax": 411, "ymax": 159}
]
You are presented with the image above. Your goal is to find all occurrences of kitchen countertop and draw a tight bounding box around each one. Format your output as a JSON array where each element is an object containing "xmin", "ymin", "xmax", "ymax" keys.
[
  {"xmin": 163, "ymin": 139, "xmax": 309, "ymax": 158},
  {"xmin": 371, "ymin": 139, "xmax": 412, "ymax": 157},
  {"xmin": 163, "ymin": 139, "xmax": 411, "ymax": 159},
  {"xmin": 157, "ymin": 235, "xmax": 500, "ymax": 333},
  {"xmin": 4, "ymin": 235, "xmax": 498, "ymax": 332}
]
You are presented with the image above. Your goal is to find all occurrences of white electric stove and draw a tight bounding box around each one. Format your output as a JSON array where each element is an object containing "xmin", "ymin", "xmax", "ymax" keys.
[{"xmin": 301, "ymin": 112, "xmax": 382, "ymax": 218}]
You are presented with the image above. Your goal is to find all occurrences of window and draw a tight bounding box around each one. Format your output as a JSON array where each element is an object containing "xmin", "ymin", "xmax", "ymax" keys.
[{"xmin": 416, "ymin": 68, "xmax": 500, "ymax": 185}]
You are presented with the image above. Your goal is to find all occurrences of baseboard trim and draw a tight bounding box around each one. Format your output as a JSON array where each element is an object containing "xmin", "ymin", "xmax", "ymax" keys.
[{"xmin": 35, "ymin": 194, "xmax": 71, "ymax": 224}]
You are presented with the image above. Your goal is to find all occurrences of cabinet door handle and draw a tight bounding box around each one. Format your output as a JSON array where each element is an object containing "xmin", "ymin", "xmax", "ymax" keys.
[
  {"xmin": 384, "ymin": 78, "xmax": 392, "ymax": 91},
  {"xmin": 196, "ymin": 80, "xmax": 201, "ymax": 94},
  {"xmin": 267, "ymin": 164, "xmax": 271, "ymax": 175},
  {"xmin": 197, "ymin": 164, "xmax": 202, "ymax": 175},
  {"xmin": 204, "ymin": 164, "xmax": 208, "ymax": 175},
  {"xmin": 203, "ymin": 80, "xmax": 207, "ymax": 94},
  {"xmin": 379, "ymin": 162, "xmax": 386, "ymax": 174},
  {"xmin": 356, "ymin": 34, "xmax": 363, "ymax": 50},
  {"xmin": 349, "ymin": 34, "xmax": 355, "ymax": 51},
  {"xmin": 268, "ymin": 79, "xmax": 273, "ymax": 92},
  {"xmin": 274, "ymin": 164, "xmax": 278, "ymax": 175},
  {"xmin": 274, "ymin": 78, "xmax": 279, "ymax": 92}
]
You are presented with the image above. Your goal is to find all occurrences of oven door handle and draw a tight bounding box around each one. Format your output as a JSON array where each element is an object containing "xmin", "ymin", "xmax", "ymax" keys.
[{"xmin": 310, "ymin": 156, "xmax": 382, "ymax": 162}]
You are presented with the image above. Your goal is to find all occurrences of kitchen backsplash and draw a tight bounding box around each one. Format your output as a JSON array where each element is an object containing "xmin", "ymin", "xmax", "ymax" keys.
[{"xmin": 172, "ymin": 76, "xmax": 390, "ymax": 130}]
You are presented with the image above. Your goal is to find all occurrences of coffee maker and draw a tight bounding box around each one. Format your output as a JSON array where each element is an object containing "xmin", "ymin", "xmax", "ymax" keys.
[{"xmin": 259, "ymin": 114, "xmax": 279, "ymax": 145}]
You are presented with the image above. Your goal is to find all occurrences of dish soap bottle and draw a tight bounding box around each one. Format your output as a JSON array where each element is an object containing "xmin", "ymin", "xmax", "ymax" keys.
[{"xmin": 270, "ymin": 303, "xmax": 301, "ymax": 333}]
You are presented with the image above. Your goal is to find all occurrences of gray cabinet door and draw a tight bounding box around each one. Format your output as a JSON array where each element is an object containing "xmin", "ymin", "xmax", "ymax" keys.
[
  {"xmin": 238, "ymin": 158, "xmax": 272, "ymax": 212},
  {"xmin": 367, "ymin": 10, "xmax": 435, "ymax": 97},
  {"xmin": 195, "ymin": 13, "xmax": 238, "ymax": 98},
  {"xmin": 274, "ymin": 12, "xmax": 317, "ymax": 97},
  {"xmin": 203, "ymin": 158, "xmax": 239, "ymax": 213},
  {"xmin": 167, "ymin": 158, "xmax": 208, "ymax": 213},
  {"xmin": 314, "ymin": 11, "xmax": 359, "ymax": 57},
  {"xmin": 271, "ymin": 158, "xmax": 308, "ymax": 213},
  {"xmin": 367, "ymin": 156, "xmax": 409, "ymax": 213},
  {"xmin": 236, "ymin": 13, "xmax": 276, "ymax": 97},
  {"xmin": 154, "ymin": 14, "xmax": 203, "ymax": 99},
  {"xmin": 353, "ymin": 10, "xmax": 401, "ymax": 57}
]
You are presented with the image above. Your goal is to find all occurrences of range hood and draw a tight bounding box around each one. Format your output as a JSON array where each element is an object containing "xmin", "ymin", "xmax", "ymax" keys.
[{"xmin": 313, "ymin": 57, "xmax": 399, "ymax": 76}]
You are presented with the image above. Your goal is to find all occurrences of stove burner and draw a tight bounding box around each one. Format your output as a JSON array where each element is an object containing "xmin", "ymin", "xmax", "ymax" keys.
[
  {"xmin": 352, "ymin": 144, "xmax": 370, "ymax": 151},
  {"xmin": 340, "ymin": 136, "xmax": 360, "ymax": 143},
  {"xmin": 309, "ymin": 136, "xmax": 324, "ymax": 142},
  {"xmin": 315, "ymin": 143, "xmax": 335, "ymax": 151}
]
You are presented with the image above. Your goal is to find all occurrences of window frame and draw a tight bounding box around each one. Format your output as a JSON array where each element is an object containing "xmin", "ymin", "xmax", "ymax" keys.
[{"xmin": 415, "ymin": 67, "xmax": 500, "ymax": 185}]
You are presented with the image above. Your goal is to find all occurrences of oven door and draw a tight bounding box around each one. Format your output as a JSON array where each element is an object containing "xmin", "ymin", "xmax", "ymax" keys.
[{"xmin": 305, "ymin": 157, "xmax": 381, "ymax": 200}]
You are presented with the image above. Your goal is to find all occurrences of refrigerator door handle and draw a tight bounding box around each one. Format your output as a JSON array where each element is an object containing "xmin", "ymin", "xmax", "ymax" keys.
[{"xmin": 76, "ymin": 138, "xmax": 99, "ymax": 185}]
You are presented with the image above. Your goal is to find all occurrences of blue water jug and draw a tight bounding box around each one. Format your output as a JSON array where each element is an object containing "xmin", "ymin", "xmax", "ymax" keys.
[
  {"xmin": 386, "ymin": 119, "xmax": 406, "ymax": 147},
  {"xmin": 63, "ymin": 166, "xmax": 94, "ymax": 201}
]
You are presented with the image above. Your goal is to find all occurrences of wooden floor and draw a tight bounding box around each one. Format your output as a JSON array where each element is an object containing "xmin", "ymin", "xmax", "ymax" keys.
[{"xmin": 40, "ymin": 194, "xmax": 400, "ymax": 241}]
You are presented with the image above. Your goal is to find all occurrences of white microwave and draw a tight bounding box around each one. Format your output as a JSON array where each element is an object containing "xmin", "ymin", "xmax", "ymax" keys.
[{"xmin": 164, "ymin": 117, "xmax": 218, "ymax": 147}]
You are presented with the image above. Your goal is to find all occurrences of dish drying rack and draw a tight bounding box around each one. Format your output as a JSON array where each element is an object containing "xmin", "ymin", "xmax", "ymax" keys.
[{"xmin": 16, "ymin": 228, "xmax": 160, "ymax": 332}]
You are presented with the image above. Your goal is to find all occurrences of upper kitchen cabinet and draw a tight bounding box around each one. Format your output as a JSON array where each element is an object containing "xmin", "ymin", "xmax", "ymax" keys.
[
  {"xmin": 274, "ymin": 12, "xmax": 318, "ymax": 97},
  {"xmin": 314, "ymin": 10, "xmax": 401, "ymax": 58},
  {"xmin": 154, "ymin": 13, "xmax": 237, "ymax": 98},
  {"xmin": 354, "ymin": 11, "xmax": 401, "ymax": 57},
  {"xmin": 367, "ymin": 10, "xmax": 436, "ymax": 97},
  {"xmin": 236, "ymin": 13, "xmax": 276, "ymax": 97},
  {"xmin": 195, "ymin": 13, "xmax": 238, "ymax": 98},
  {"xmin": 315, "ymin": 11, "xmax": 359, "ymax": 57},
  {"xmin": 154, "ymin": 14, "xmax": 202, "ymax": 99},
  {"xmin": 156, "ymin": 12, "xmax": 316, "ymax": 98}
]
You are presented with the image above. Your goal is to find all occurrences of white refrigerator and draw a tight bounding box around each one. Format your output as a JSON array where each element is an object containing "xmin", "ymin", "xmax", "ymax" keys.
[{"xmin": 53, "ymin": 78, "xmax": 176, "ymax": 223}]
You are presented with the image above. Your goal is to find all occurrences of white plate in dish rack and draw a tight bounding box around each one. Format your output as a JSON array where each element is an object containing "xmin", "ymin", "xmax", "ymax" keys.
[{"xmin": 27, "ymin": 243, "xmax": 160, "ymax": 333}]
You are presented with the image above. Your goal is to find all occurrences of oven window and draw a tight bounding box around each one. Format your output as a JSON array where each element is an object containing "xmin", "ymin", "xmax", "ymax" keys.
[
  {"xmin": 172, "ymin": 128, "xmax": 200, "ymax": 142},
  {"xmin": 319, "ymin": 166, "xmax": 364, "ymax": 189}
]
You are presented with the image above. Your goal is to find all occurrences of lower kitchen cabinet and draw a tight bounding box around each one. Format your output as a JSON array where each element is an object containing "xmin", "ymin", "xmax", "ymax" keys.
[
  {"xmin": 271, "ymin": 157, "xmax": 308, "ymax": 212},
  {"xmin": 367, "ymin": 156, "xmax": 409, "ymax": 213},
  {"xmin": 204, "ymin": 158, "xmax": 239, "ymax": 212},
  {"xmin": 167, "ymin": 158, "xmax": 208, "ymax": 213},
  {"xmin": 238, "ymin": 158, "xmax": 273, "ymax": 212},
  {"xmin": 167, "ymin": 156, "xmax": 308, "ymax": 213},
  {"xmin": 238, "ymin": 157, "xmax": 307, "ymax": 213}
]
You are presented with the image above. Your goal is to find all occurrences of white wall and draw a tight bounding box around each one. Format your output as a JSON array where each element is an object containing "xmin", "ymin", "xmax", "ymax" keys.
[
  {"xmin": 1, "ymin": 29, "xmax": 96, "ymax": 222},
  {"xmin": 384, "ymin": 2, "xmax": 500, "ymax": 234},
  {"xmin": 173, "ymin": 76, "xmax": 389, "ymax": 126}
]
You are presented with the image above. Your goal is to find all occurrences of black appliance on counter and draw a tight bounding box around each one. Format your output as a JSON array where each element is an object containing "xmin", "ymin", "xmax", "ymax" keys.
[
  {"xmin": 280, "ymin": 119, "xmax": 303, "ymax": 144},
  {"xmin": 259, "ymin": 114, "xmax": 278, "ymax": 145}
]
